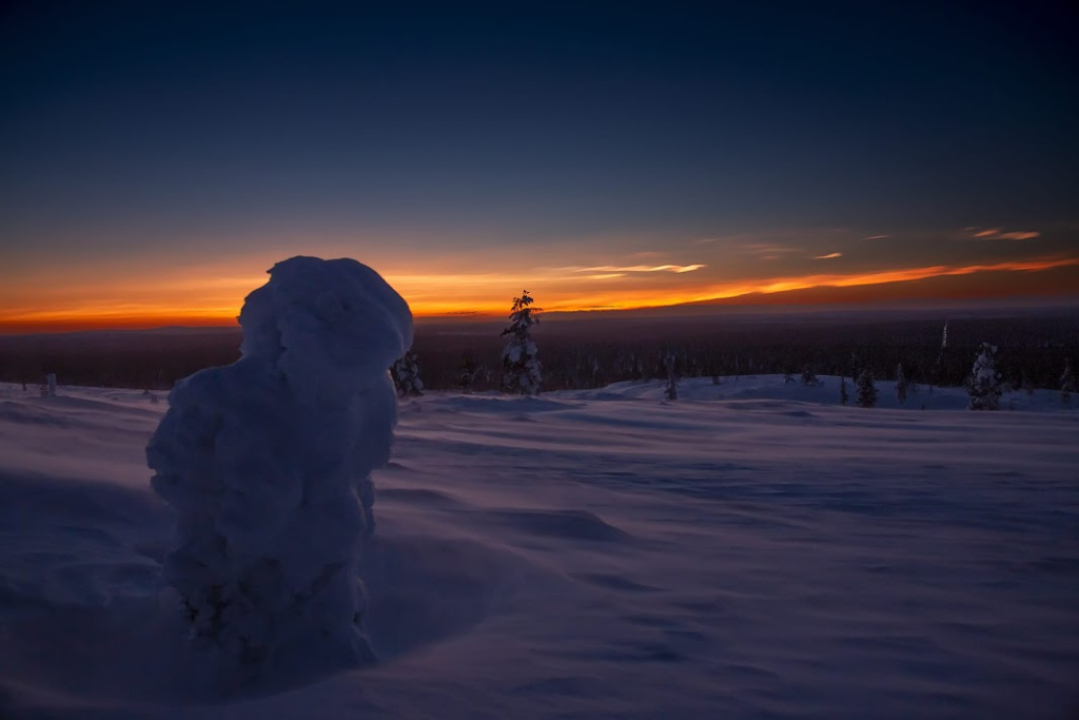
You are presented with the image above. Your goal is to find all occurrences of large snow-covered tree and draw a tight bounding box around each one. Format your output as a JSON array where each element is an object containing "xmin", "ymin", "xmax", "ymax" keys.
[
  {"xmin": 392, "ymin": 350, "xmax": 424, "ymax": 397},
  {"xmin": 146, "ymin": 257, "xmax": 412, "ymax": 687},
  {"xmin": 501, "ymin": 290, "xmax": 542, "ymax": 395},
  {"xmin": 1061, "ymin": 359, "xmax": 1075, "ymax": 406},
  {"xmin": 856, "ymin": 370, "xmax": 877, "ymax": 408},
  {"xmin": 968, "ymin": 342, "xmax": 1002, "ymax": 411}
]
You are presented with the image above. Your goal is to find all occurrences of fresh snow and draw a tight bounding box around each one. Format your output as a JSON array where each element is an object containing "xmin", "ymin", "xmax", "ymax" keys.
[{"xmin": 1, "ymin": 375, "xmax": 1077, "ymax": 718}]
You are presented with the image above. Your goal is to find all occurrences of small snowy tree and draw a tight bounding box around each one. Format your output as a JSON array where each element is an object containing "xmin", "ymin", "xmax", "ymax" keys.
[
  {"xmin": 895, "ymin": 363, "xmax": 908, "ymax": 406},
  {"xmin": 839, "ymin": 375, "xmax": 849, "ymax": 406},
  {"xmin": 392, "ymin": 350, "xmax": 424, "ymax": 397},
  {"xmin": 501, "ymin": 290, "xmax": 542, "ymax": 395},
  {"xmin": 783, "ymin": 370, "xmax": 794, "ymax": 384},
  {"xmin": 664, "ymin": 352, "xmax": 679, "ymax": 401},
  {"xmin": 1061, "ymin": 359, "xmax": 1075, "ymax": 406},
  {"xmin": 856, "ymin": 370, "xmax": 877, "ymax": 408},
  {"xmin": 801, "ymin": 365, "xmax": 820, "ymax": 386},
  {"xmin": 968, "ymin": 342, "xmax": 1001, "ymax": 411},
  {"xmin": 44, "ymin": 373, "xmax": 57, "ymax": 398},
  {"xmin": 458, "ymin": 352, "xmax": 478, "ymax": 393}
]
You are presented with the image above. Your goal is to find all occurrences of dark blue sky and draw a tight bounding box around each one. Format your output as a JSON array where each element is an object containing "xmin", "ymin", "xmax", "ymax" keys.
[{"xmin": 2, "ymin": 2, "xmax": 1077, "ymax": 328}]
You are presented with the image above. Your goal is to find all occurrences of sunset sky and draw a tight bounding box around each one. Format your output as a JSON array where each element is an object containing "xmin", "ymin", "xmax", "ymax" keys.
[{"xmin": 2, "ymin": 4, "xmax": 1077, "ymax": 333}]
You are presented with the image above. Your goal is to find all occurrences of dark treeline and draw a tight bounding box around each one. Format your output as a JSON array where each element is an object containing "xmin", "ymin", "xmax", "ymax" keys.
[{"xmin": 1, "ymin": 310, "xmax": 1077, "ymax": 393}]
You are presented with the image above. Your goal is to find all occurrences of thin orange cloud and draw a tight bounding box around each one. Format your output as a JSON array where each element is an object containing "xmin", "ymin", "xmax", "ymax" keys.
[
  {"xmin": 572, "ymin": 264, "xmax": 706, "ymax": 273},
  {"xmin": 814, "ymin": 252, "xmax": 843, "ymax": 260},
  {"xmin": 967, "ymin": 228, "xmax": 1040, "ymax": 241}
]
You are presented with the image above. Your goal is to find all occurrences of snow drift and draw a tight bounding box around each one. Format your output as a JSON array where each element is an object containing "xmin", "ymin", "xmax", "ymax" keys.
[{"xmin": 146, "ymin": 256, "xmax": 412, "ymax": 687}]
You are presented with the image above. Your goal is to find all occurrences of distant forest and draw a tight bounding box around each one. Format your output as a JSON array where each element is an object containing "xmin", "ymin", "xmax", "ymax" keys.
[{"xmin": 1, "ymin": 309, "xmax": 1077, "ymax": 394}]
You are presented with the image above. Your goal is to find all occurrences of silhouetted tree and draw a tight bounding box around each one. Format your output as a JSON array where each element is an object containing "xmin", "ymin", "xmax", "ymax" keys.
[{"xmin": 501, "ymin": 290, "xmax": 542, "ymax": 395}]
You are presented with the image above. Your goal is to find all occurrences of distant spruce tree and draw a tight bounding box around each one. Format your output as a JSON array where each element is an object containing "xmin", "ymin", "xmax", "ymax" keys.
[
  {"xmin": 783, "ymin": 370, "xmax": 794, "ymax": 384},
  {"xmin": 967, "ymin": 342, "xmax": 1001, "ymax": 411},
  {"xmin": 664, "ymin": 352, "xmax": 679, "ymax": 401},
  {"xmin": 839, "ymin": 375, "xmax": 849, "ymax": 406},
  {"xmin": 856, "ymin": 370, "xmax": 877, "ymax": 408},
  {"xmin": 501, "ymin": 290, "xmax": 542, "ymax": 395},
  {"xmin": 458, "ymin": 351, "xmax": 479, "ymax": 393},
  {"xmin": 1061, "ymin": 359, "xmax": 1075, "ymax": 406},
  {"xmin": 392, "ymin": 350, "xmax": 424, "ymax": 397},
  {"xmin": 801, "ymin": 365, "xmax": 820, "ymax": 386},
  {"xmin": 895, "ymin": 363, "xmax": 908, "ymax": 406}
]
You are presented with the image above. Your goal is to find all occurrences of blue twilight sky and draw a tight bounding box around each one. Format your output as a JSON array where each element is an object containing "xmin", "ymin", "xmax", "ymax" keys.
[{"xmin": 1, "ymin": 2, "xmax": 1077, "ymax": 329}]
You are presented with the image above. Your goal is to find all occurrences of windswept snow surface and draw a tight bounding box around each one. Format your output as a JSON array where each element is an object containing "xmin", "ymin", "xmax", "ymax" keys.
[{"xmin": 1, "ymin": 376, "xmax": 1077, "ymax": 718}]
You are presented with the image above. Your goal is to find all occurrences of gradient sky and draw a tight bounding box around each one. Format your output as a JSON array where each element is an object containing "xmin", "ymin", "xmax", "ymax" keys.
[{"xmin": 2, "ymin": 3, "xmax": 1078, "ymax": 332}]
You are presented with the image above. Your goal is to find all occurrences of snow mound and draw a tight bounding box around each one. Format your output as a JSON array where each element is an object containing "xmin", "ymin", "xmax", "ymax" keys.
[{"xmin": 146, "ymin": 257, "xmax": 413, "ymax": 690}]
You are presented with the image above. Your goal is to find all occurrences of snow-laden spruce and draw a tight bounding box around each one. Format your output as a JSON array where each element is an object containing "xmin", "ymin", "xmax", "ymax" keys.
[
  {"xmin": 146, "ymin": 257, "xmax": 412, "ymax": 687},
  {"xmin": 664, "ymin": 352, "xmax": 679, "ymax": 401},
  {"xmin": 501, "ymin": 290, "xmax": 542, "ymax": 395},
  {"xmin": 392, "ymin": 350, "xmax": 424, "ymax": 397},
  {"xmin": 896, "ymin": 363, "xmax": 908, "ymax": 406},
  {"xmin": 801, "ymin": 365, "xmax": 820, "ymax": 386},
  {"xmin": 968, "ymin": 342, "xmax": 1001, "ymax": 411},
  {"xmin": 839, "ymin": 375, "xmax": 849, "ymax": 406},
  {"xmin": 856, "ymin": 370, "xmax": 877, "ymax": 408},
  {"xmin": 1061, "ymin": 359, "xmax": 1075, "ymax": 406}
]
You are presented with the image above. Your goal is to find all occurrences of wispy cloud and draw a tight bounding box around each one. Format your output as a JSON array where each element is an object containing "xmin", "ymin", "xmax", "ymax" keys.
[
  {"xmin": 814, "ymin": 252, "xmax": 842, "ymax": 260},
  {"xmin": 964, "ymin": 227, "xmax": 1040, "ymax": 241},
  {"xmin": 863, "ymin": 234, "xmax": 889, "ymax": 240},
  {"xmin": 738, "ymin": 243, "xmax": 800, "ymax": 261},
  {"xmin": 570, "ymin": 264, "xmax": 705, "ymax": 274}
]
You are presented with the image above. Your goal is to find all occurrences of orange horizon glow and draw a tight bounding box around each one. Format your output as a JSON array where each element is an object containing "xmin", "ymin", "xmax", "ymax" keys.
[{"xmin": 2, "ymin": 255, "xmax": 1077, "ymax": 334}]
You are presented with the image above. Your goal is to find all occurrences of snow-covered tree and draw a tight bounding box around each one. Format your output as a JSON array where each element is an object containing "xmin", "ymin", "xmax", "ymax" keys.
[
  {"xmin": 664, "ymin": 352, "xmax": 679, "ymax": 401},
  {"xmin": 839, "ymin": 375, "xmax": 849, "ymax": 406},
  {"xmin": 968, "ymin": 342, "xmax": 1001, "ymax": 411},
  {"xmin": 856, "ymin": 370, "xmax": 877, "ymax": 408},
  {"xmin": 801, "ymin": 365, "xmax": 820, "ymax": 386},
  {"xmin": 146, "ymin": 257, "xmax": 412, "ymax": 687},
  {"xmin": 392, "ymin": 350, "xmax": 424, "ymax": 397},
  {"xmin": 783, "ymin": 370, "xmax": 794, "ymax": 384},
  {"xmin": 501, "ymin": 290, "xmax": 542, "ymax": 395},
  {"xmin": 1061, "ymin": 359, "xmax": 1075, "ymax": 406},
  {"xmin": 44, "ymin": 373, "xmax": 57, "ymax": 398},
  {"xmin": 458, "ymin": 352, "xmax": 479, "ymax": 393},
  {"xmin": 895, "ymin": 363, "xmax": 908, "ymax": 406}
]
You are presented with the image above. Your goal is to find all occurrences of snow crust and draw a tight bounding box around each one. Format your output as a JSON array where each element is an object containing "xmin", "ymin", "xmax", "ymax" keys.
[
  {"xmin": 146, "ymin": 257, "xmax": 412, "ymax": 687},
  {"xmin": 0, "ymin": 375, "xmax": 1077, "ymax": 718}
]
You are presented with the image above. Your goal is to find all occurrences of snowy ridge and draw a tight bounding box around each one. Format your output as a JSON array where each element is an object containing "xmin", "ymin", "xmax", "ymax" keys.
[{"xmin": 0, "ymin": 376, "xmax": 1077, "ymax": 718}]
